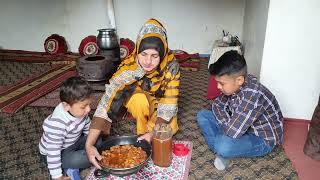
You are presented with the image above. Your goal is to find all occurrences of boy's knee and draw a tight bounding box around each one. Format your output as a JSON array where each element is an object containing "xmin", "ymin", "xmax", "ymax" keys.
[
  {"xmin": 197, "ymin": 109, "xmax": 208, "ymax": 119},
  {"xmin": 197, "ymin": 109, "xmax": 211, "ymax": 123},
  {"xmin": 214, "ymin": 141, "xmax": 234, "ymax": 158}
]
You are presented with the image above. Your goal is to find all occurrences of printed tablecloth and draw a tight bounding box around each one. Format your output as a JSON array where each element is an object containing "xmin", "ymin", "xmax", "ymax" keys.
[{"xmin": 85, "ymin": 141, "xmax": 192, "ymax": 180}]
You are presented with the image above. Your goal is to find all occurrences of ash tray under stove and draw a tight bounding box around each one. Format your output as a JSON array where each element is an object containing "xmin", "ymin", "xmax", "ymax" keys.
[{"xmin": 88, "ymin": 81, "xmax": 107, "ymax": 91}]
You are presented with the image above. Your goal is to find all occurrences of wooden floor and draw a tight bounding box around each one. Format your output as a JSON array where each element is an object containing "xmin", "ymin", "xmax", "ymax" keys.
[{"xmin": 283, "ymin": 119, "xmax": 320, "ymax": 180}]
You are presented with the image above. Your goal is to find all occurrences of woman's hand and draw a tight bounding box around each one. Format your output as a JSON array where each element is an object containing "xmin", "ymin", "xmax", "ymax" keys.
[
  {"xmin": 85, "ymin": 129, "xmax": 103, "ymax": 169},
  {"xmin": 52, "ymin": 176, "xmax": 71, "ymax": 180},
  {"xmin": 136, "ymin": 117, "xmax": 169, "ymax": 143},
  {"xmin": 137, "ymin": 132, "xmax": 152, "ymax": 143},
  {"xmin": 86, "ymin": 144, "xmax": 102, "ymax": 169},
  {"xmin": 156, "ymin": 117, "xmax": 167, "ymax": 124}
]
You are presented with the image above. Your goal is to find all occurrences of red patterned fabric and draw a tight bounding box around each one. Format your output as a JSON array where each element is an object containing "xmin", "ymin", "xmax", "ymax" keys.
[
  {"xmin": 78, "ymin": 35, "xmax": 99, "ymax": 56},
  {"xmin": 172, "ymin": 50, "xmax": 201, "ymax": 71},
  {"xmin": 179, "ymin": 61, "xmax": 200, "ymax": 68},
  {"xmin": 206, "ymin": 75, "xmax": 221, "ymax": 99},
  {"xmin": 0, "ymin": 49, "xmax": 79, "ymax": 63},
  {"xmin": 120, "ymin": 38, "xmax": 135, "ymax": 60},
  {"xmin": 44, "ymin": 34, "xmax": 68, "ymax": 54},
  {"xmin": 172, "ymin": 50, "xmax": 199, "ymax": 63},
  {"xmin": 0, "ymin": 64, "xmax": 76, "ymax": 113}
]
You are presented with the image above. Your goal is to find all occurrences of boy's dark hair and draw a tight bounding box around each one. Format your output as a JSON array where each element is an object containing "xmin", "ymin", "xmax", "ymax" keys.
[
  {"xmin": 209, "ymin": 50, "xmax": 247, "ymax": 77},
  {"xmin": 60, "ymin": 76, "xmax": 93, "ymax": 105}
]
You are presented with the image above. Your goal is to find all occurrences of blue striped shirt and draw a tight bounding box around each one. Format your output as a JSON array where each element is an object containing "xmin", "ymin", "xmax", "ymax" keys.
[{"xmin": 212, "ymin": 74, "xmax": 283, "ymax": 146}]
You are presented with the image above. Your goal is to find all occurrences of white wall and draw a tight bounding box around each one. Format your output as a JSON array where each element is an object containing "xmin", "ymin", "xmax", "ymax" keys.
[
  {"xmin": 242, "ymin": 0, "xmax": 269, "ymax": 78},
  {"xmin": 1, "ymin": 0, "xmax": 318, "ymax": 120},
  {"xmin": 114, "ymin": 0, "xmax": 245, "ymax": 54},
  {"xmin": 0, "ymin": 0, "xmax": 67, "ymax": 51},
  {"xmin": 0, "ymin": 0, "xmax": 111, "ymax": 52},
  {"xmin": 64, "ymin": 0, "xmax": 111, "ymax": 52},
  {"xmin": 0, "ymin": 0, "xmax": 245, "ymax": 54},
  {"xmin": 261, "ymin": 0, "xmax": 320, "ymax": 120}
]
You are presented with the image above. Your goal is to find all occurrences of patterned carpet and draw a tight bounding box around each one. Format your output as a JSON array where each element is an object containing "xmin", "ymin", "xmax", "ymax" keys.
[
  {"xmin": 0, "ymin": 61, "xmax": 54, "ymax": 87},
  {"xmin": 0, "ymin": 58, "xmax": 298, "ymax": 179}
]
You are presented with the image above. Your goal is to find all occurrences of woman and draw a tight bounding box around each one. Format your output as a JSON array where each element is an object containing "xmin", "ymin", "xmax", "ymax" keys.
[{"xmin": 85, "ymin": 19, "xmax": 180, "ymax": 169}]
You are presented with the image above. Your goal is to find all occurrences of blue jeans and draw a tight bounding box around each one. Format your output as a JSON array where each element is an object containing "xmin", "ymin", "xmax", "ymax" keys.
[
  {"xmin": 40, "ymin": 134, "xmax": 103, "ymax": 169},
  {"xmin": 197, "ymin": 109, "xmax": 274, "ymax": 158},
  {"xmin": 61, "ymin": 134, "xmax": 92, "ymax": 169}
]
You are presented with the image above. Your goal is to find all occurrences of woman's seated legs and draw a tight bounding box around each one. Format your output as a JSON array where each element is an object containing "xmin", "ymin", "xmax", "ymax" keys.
[
  {"xmin": 126, "ymin": 92, "xmax": 179, "ymax": 134},
  {"xmin": 126, "ymin": 93, "xmax": 150, "ymax": 134}
]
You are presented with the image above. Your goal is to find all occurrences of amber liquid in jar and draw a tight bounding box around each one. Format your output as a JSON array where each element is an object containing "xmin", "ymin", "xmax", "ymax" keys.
[
  {"xmin": 152, "ymin": 137, "xmax": 172, "ymax": 167},
  {"xmin": 152, "ymin": 123, "xmax": 173, "ymax": 167}
]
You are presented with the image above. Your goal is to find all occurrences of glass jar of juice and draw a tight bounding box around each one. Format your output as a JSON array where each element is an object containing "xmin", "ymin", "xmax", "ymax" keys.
[{"xmin": 151, "ymin": 123, "xmax": 173, "ymax": 167}]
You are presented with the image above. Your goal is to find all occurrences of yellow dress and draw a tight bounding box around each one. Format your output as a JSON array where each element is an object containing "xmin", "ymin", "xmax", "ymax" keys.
[{"xmin": 94, "ymin": 19, "xmax": 180, "ymax": 135}]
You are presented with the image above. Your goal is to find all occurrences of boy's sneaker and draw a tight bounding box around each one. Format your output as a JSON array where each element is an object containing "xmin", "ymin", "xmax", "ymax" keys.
[
  {"xmin": 214, "ymin": 155, "xmax": 230, "ymax": 170},
  {"xmin": 64, "ymin": 168, "xmax": 81, "ymax": 180}
]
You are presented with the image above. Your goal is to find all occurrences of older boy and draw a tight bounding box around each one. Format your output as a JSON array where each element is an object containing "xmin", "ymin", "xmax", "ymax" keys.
[{"xmin": 197, "ymin": 50, "xmax": 283, "ymax": 170}]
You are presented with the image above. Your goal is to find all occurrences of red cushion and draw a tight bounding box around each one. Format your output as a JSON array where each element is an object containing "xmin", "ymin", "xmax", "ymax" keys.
[
  {"xmin": 206, "ymin": 75, "xmax": 221, "ymax": 99},
  {"xmin": 78, "ymin": 35, "xmax": 99, "ymax": 56},
  {"xmin": 44, "ymin": 34, "xmax": 68, "ymax": 55},
  {"xmin": 120, "ymin": 38, "xmax": 135, "ymax": 60}
]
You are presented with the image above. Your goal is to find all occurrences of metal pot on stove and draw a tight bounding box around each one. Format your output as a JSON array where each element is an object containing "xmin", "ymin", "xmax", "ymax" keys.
[
  {"xmin": 96, "ymin": 28, "xmax": 121, "ymax": 71},
  {"xmin": 97, "ymin": 28, "xmax": 119, "ymax": 50}
]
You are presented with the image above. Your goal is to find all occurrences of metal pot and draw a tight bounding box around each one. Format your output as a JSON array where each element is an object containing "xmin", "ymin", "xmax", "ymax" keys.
[
  {"xmin": 94, "ymin": 135, "xmax": 152, "ymax": 178},
  {"xmin": 97, "ymin": 28, "xmax": 119, "ymax": 50},
  {"xmin": 97, "ymin": 28, "xmax": 121, "ymax": 70}
]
